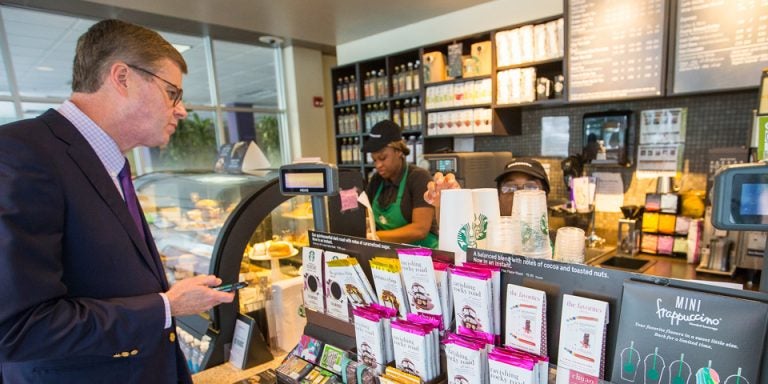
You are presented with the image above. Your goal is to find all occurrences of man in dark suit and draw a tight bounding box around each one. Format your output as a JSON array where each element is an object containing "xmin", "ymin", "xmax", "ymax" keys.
[{"xmin": 0, "ymin": 19, "xmax": 234, "ymax": 383}]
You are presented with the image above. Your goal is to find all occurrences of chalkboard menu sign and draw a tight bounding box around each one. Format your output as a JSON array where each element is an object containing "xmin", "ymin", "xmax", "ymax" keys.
[
  {"xmin": 673, "ymin": 0, "xmax": 768, "ymax": 94},
  {"xmin": 568, "ymin": 0, "xmax": 667, "ymax": 102}
]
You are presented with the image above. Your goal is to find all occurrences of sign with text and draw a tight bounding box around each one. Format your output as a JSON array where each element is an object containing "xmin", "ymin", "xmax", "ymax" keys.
[{"xmin": 611, "ymin": 280, "xmax": 768, "ymax": 384}]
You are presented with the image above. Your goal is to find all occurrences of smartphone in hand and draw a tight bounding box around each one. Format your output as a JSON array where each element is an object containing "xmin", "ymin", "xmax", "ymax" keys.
[{"xmin": 214, "ymin": 281, "xmax": 249, "ymax": 292}]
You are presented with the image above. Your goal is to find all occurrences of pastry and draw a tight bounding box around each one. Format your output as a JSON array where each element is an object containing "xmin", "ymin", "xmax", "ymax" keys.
[{"xmin": 268, "ymin": 241, "xmax": 292, "ymax": 257}]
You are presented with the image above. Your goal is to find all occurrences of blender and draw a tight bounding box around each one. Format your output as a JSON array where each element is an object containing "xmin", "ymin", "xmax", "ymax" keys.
[{"xmin": 618, "ymin": 205, "xmax": 644, "ymax": 257}]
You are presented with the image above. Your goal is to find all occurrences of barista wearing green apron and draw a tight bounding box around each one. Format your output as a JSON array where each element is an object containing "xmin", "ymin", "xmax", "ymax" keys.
[{"xmin": 362, "ymin": 120, "xmax": 438, "ymax": 248}]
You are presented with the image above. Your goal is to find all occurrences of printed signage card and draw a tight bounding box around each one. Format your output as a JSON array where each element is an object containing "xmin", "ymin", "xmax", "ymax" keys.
[
  {"xmin": 611, "ymin": 281, "xmax": 768, "ymax": 384},
  {"xmin": 505, "ymin": 283, "xmax": 547, "ymax": 356},
  {"xmin": 556, "ymin": 294, "xmax": 609, "ymax": 384},
  {"xmin": 324, "ymin": 251, "xmax": 350, "ymax": 321},
  {"xmin": 302, "ymin": 247, "xmax": 325, "ymax": 312}
]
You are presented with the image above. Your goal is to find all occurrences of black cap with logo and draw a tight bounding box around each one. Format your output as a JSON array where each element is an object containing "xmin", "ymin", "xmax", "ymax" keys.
[
  {"xmin": 494, "ymin": 158, "xmax": 550, "ymax": 193},
  {"xmin": 361, "ymin": 120, "xmax": 402, "ymax": 153}
]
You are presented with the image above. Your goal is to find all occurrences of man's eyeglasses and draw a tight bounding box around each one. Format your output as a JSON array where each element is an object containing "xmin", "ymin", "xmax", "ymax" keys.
[
  {"xmin": 127, "ymin": 64, "xmax": 183, "ymax": 106},
  {"xmin": 500, "ymin": 181, "xmax": 540, "ymax": 194}
]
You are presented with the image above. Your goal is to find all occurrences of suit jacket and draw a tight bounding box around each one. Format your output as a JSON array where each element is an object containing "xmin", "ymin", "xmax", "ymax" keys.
[{"xmin": 0, "ymin": 110, "xmax": 191, "ymax": 384}]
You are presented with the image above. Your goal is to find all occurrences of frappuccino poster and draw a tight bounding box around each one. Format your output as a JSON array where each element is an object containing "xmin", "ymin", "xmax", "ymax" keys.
[{"xmin": 612, "ymin": 281, "xmax": 768, "ymax": 384}]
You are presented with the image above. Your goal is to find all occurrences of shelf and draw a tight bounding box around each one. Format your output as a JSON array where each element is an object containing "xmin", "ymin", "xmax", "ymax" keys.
[
  {"xmin": 390, "ymin": 92, "xmax": 421, "ymax": 101},
  {"xmin": 335, "ymin": 133, "xmax": 361, "ymax": 138},
  {"xmin": 402, "ymin": 129, "xmax": 423, "ymax": 135},
  {"xmin": 333, "ymin": 101, "xmax": 359, "ymax": 109},
  {"xmin": 361, "ymin": 97, "xmax": 390, "ymax": 105},
  {"xmin": 496, "ymin": 57, "xmax": 564, "ymax": 71},
  {"xmin": 424, "ymin": 74, "xmax": 491, "ymax": 87},
  {"xmin": 425, "ymin": 104, "xmax": 491, "ymax": 113},
  {"xmin": 426, "ymin": 132, "xmax": 495, "ymax": 138},
  {"xmin": 493, "ymin": 98, "xmax": 566, "ymax": 109}
]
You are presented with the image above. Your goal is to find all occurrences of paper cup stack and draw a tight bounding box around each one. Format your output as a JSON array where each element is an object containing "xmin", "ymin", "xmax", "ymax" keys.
[
  {"xmin": 439, "ymin": 188, "xmax": 502, "ymax": 265},
  {"xmin": 439, "ymin": 189, "xmax": 475, "ymax": 265},
  {"xmin": 511, "ymin": 190, "xmax": 551, "ymax": 259},
  {"xmin": 471, "ymin": 188, "xmax": 501, "ymax": 251},
  {"xmin": 554, "ymin": 226, "xmax": 586, "ymax": 264},
  {"xmin": 488, "ymin": 216, "xmax": 520, "ymax": 254}
]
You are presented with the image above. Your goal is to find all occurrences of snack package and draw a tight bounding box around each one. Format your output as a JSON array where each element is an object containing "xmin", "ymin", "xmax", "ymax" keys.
[
  {"xmin": 397, "ymin": 248, "xmax": 443, "ymax": 319},
  {"xmin": 505, "ymin": 284, "xmax": 547, "ymax": 356},
  {"xmin": 327, "ymin": 258, "xmax": 377, "ymax": 308},
  {"xmin": 353, "ymin": 307, "xmax": 386, "ymax": 373},
  {"xmin": 391, "ymin": 321, "xmax": 431, "ymax": 382},
  {"xmin": 451, "ymin": 266, "xmax": 494, "ymax": 336},
  {"xmin": 370, "ymin": 257, "xmax": 409, "ymax": 318}
]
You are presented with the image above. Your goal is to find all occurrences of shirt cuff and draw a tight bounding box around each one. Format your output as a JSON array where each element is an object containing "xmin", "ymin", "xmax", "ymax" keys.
[{"xmin": 158, "ymin": 292, "xmax": 172, "ymax": 329}]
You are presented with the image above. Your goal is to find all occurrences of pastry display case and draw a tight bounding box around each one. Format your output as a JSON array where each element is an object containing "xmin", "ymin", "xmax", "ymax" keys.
[{"xmin": 134, "ymin": 170, "xmax": 366, "ymax": 372}]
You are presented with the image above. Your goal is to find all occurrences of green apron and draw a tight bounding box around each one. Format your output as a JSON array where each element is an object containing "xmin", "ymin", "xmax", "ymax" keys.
[{"xmin": 373, "ymin": 163, "xmax": 439, "ymax": 249}]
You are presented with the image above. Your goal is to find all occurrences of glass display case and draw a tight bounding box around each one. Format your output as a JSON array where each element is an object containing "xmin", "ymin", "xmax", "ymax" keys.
[{"xmin": 134, "ymin": 169, "xmax": 366, "ymax": 372}]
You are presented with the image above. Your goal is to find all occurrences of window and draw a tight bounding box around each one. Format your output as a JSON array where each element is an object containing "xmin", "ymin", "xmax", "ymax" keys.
[{"xmin": 0, "ymin": 5, "xmax": 287, "ymax": 174}]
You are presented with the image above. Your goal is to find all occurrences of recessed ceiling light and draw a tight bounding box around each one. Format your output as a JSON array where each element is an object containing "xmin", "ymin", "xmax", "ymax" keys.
[
  {"xmin": 258, "ymin": 36, "xmax": 284, "ymax": 46},
  {"xmin": 172, "ymin": 43, "xmax": 191, "ymax": 53},
  {"xmin": 35, "ymin": 66, "xmax": 54, "ymax": 72}
]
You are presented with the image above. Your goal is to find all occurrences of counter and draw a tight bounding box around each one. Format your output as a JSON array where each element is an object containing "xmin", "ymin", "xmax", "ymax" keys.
[
  {"xmin": 192, "ymin": 354, "xmax": 284, "ymax": 383},
  {"xmin": 588, "ymin": 250, "xmax": 755, "ymax": 290}
]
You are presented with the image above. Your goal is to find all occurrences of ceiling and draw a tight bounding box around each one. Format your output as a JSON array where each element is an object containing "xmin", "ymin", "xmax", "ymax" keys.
[
  {"xmin": 0, "ymin": 0, "xmax": 495, "ymax": 111},
  {"xmin": 4, "ymin": 0, "xmax": 495, "ymax": 52}
]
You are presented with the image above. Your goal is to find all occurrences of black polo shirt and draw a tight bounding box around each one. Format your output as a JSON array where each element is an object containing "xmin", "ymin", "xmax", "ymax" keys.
[{"xmin": 365, "ymin": 164, "xmax": 437, "ymax": 235}]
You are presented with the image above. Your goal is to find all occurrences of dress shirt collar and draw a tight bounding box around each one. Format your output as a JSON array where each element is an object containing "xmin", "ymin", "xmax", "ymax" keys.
[{"xmin": 58, "ymin": 100, "xmax": 125, "ymax": 177}]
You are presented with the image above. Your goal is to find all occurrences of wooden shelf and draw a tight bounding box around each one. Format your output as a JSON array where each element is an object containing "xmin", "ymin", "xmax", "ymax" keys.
[
  {"xmin": 424, "ymin": 74, "xmax": 491, "ymax": 87},
  {"xmin": 335, "ymin": 133, "xmax": 361, "ymax": 138},
  {"xmin": 493, "ymin": 98, "xmax": 566, "ymax": 109},
  {"xmin": 425, "ymin": 104, "xmax": 491, "ymax": 113},
  {"xmin": 496, "ymin": 57, "xmax": 564, "ymax": 71}
]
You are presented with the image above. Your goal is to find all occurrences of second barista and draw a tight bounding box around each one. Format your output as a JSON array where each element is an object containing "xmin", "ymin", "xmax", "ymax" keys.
[{"xmin": 363, "ymin": 120, "xmax": 438, "ymax": 248}]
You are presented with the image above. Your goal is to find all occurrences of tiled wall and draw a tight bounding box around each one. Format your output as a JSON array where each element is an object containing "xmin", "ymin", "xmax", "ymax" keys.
[{"xmin": 475, "ymin": 89, "xmax": 759, "ymax": 246}]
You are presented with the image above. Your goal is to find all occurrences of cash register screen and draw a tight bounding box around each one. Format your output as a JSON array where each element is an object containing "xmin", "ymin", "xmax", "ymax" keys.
[
  {"xmin": 733, "ymin": 174, "xmax": 768, "ymax": 222},
  {"xmin": 282, "ymin": 170, "xmax": 327, "ymax": 193},
  {"xmin": 433, "ymin": 158, "xmax": 456, "ymax": 174}
]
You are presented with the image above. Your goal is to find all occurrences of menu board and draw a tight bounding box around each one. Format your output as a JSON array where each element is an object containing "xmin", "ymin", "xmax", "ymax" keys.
[
  {"xmin": 673, "ymin": 0, "xmax": 768, "ymax": 94},
  {"xmin": 568, "ymin": 0, "xmax": 667, "ymax": 101}
]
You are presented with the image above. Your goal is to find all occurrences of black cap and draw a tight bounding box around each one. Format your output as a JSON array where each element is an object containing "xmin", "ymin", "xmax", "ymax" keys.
[
  {"xmin": 494, "ymin": 158, "xmax": 550, "ymax": 193},
  {"xmin": 361, "ymin": 120, "xmax": 402, "ymax": 153}
]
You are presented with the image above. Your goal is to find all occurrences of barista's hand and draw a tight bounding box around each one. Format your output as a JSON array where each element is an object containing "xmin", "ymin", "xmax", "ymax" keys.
[
  {"xmin": 424, "ymin": 172, "xmax": 460, "ymax": 207},
  {"xmin": 166, "ymin": 274, "xmax": 234, "ymax": 317}
]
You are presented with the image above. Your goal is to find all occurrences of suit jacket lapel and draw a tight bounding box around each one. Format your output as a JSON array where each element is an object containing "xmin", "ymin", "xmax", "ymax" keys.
[{"xmin": 40, "ymin": 110, "xmax": 166, "ymax": 285}]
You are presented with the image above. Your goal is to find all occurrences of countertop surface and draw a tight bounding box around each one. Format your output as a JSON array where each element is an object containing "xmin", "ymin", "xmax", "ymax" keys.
[
  {"xmin": 192, "ymin": 354, "xmax": 284, "ymax": 384},
  {"xmin": 587, "ymin": 249, "xmax": 757, "ymax": 290}
]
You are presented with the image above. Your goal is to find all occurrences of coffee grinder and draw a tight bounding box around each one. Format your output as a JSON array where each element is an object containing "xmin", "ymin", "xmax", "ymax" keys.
[{"xmin": 617, "ymin": 205, "xmax": 644, "ymax": 256}]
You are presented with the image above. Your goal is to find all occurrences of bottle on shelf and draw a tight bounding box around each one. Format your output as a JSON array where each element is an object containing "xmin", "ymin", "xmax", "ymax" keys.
[
  {"xmin": 336, "ymin": 78, "xmax": 343, "ymax": 104},
  {"xmin": 352, "ymin": 106, "xmax": 360, "ymax": 133},
  {"xmin": 364, "ymin": 71, "xmax": 372, "ymax": 100},
  {"xmin": 415, "ymin": 135, "xmax": 424, "ymax": 165},
  {"xmin": 413, "ymin": 60, "xmax": 421, "ymax": 91},
  {"xmin": 341, "ymin": 76, "xmax": 350, "ymax": 103},
  {"xmin": 406, "ymin": 135, "xmax": 416, "ymax": 164},
  {"xmin": 377, "ymin": 69, "xmax": 387, "ymax": 99},
  {"xmin": 398, "ymin": 64, "xmax": 406, "ymax": 96},
  {"xmin": 406, "ymin": 62, "xmax": 414, "ymax": 93},
  {"xmin": 402, "ymin": 98, "xmax": 411, "ymax": 130},
  {"xmin": 352, "ymin": 137, "xmax": 360, "ymax": 164},
  {"xmin": 410, "ymin": 97, "xmax": 421, "ymax": 130},
  {"xmin": 393, "ymin": 65, "xmax": 401, "ymax": 96},
  {"xmin": 393, "ymin": 100, "xmax": 401, "ymax": 127},
  {"xmin": 348, "ymin": 75, "xmax": 357, "ymax": 102},
  {"xmin": 365, "ymin": 104, "xmax": 373, "ymax": 132}
]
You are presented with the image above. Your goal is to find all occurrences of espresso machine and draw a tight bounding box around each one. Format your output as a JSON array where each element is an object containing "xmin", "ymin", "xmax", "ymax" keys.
[{"xmin": 617, "ymin": 205, "xmax": 644, "ymax": 256}]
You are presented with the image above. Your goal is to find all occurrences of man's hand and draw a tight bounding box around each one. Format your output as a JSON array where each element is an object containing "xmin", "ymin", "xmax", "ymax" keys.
[
  {"xmin": 424, "ymin": 172, "xmax": 460, "ymax": 207},
  {"xmin": 166, "ymin": 275, "xmax": 235, "ymax": 317}
]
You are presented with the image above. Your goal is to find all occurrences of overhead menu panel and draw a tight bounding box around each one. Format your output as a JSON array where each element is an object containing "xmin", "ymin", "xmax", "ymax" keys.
[
  {"xmin": 567, "ymin": 0, "xmax": 667, "ymax": 102},
  {"xmin": 673, "ymin": 0, "xmax": 768, "ymax": 94}
]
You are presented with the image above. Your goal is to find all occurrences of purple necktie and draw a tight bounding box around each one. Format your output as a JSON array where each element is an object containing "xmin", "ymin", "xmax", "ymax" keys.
[{"xmin": 118, "ymin": 160, "xmax": 145, "ymax": 240}]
